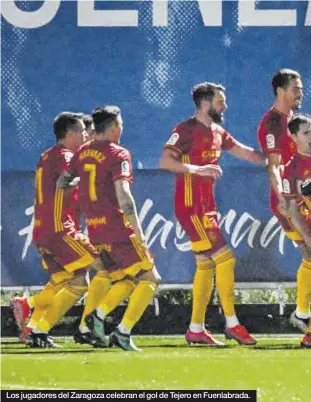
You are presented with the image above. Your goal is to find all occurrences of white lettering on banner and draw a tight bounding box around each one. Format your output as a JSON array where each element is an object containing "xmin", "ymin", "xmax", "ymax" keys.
[
  {"xmin": 1, "ymin": 0, "xmax": 61, "ymax": 29},
  {"xmin": 2, "ymin": 1, "xmax": 310, "ymax": 28},
  {"xmin": 239, "ymin": 0, "xmax": 297, "ymax": 27},
  {"xmin": 18, "ymin": 206, "xmax": 34, "ymax": 259},
  {"xmin": 19, "ymin": 199, "xmax": 297, "ymax": 260},
  {"xmin": 230, "ymin": 213, "xmax": 261, "ymax": 248},
  {"xmin": 78, "ymin": 1, "xmax": 138, "ymax": 27},
  {"xmin": 307, "ymin": 1, "xmax": 311, "ymax": 25}
]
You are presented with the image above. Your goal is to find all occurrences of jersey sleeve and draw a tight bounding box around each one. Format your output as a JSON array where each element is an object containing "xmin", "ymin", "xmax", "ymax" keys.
[
  {"xmin": 54, "ymin": 149, "xmax": 75, "ymax": 176},
  {"xmin": 164, "ymin": 123, "xmax": 192, "ymax": 154},
  {"xmin": 221, "ymin": 130, "xmax": 237, "ymax": 150},
  {"xmin": 259, "ymin": 114, "xmax": 285, "ymax": 155},
  {"xmin": 111, "ymin": 149, "xmax": 133, "ymax": 183},
  {"xmin": 282, "ymin": 161, "xmax": 298, "ymax": 199}
]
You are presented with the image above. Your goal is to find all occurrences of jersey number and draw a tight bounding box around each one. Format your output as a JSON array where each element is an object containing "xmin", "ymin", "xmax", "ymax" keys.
[
  {"xmin": 35, "ymin": 167, "xmax": 43, "ymax": 204},
  {"xmin": 84, "ymin": 164, "xmax": 97, "ymax": 201}
]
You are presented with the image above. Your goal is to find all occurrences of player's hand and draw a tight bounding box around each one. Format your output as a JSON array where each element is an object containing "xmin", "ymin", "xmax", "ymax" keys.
[
  {"xmin": 196, "ymin": 164, "xmax": 223, "ymax": 179},
  {"xmin": 277, "ymin": 195, "xmax": 288, "ymax": 216}
]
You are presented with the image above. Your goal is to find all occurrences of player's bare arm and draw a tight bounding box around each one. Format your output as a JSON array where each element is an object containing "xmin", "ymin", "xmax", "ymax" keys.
[
  {"xmin": 160, "ymin": 148, "xmax": 223, "ymax": 178},
  {"xmin": 114, "ymin": 179, "xmax": 145, "ymax": 244},
  {"xmin": 267, "ymin": 153, "xmax": 288, "ymax": 215},
  {"xmin": 286, "ymin": 198, "xmax": 311, "ymax": 248},
  {"xmin": 227, "ymin": 141, "xmax": 266, "ymax": 166}
]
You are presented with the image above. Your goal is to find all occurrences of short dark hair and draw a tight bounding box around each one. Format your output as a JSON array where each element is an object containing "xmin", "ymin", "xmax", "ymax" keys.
[
  {"xmin": 53, "ymin": 112, "xmax": 82, "ymax": 141},
  {"xmin": 192, "ymin": 82, "xmax": 225, "ymax": 108},
  {"xmin": 92, "ymin": 106, "xmax": 121, "ymax": 134},
  {"xmin": 271, "ymin": 69, "xmax": 301, "ymax": 96},
  {"xmin": 288, "ymin": 113, "xmax": 311, "ymax": 135},
  {"xmin": 82, "ymin": 114, "xmax": 93, "ymax": 131}
]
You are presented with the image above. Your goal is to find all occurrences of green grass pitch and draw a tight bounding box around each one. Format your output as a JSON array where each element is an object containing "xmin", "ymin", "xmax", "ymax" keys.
[{"xmin": 1, "ymin": 335, "xmax": 310, "ymax": 401}]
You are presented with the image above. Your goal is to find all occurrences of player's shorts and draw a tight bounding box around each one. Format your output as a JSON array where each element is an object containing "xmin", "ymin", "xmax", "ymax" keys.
[
  {"xmin": 270, "ymin": 191, "xmax": 304, "ymax": 243},
  {"xmin": 35, "ymin": 231, "xmax": 98, "ymax": 277},
  {"xmin": 176, "ymin": 209, "xmax": 227, "ymax": 254},
  {"xmin": 92, "ymin": 234, "xmax": 154, "ymax": 282}
]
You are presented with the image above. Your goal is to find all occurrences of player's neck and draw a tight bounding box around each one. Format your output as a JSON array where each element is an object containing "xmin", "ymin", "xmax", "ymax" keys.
[
  {"xmin": 195, "ymin": 111, "xmax": 213, "ymax": 128},
  {"xmin": 94, "ymin": 134, "xmax": 114, "ymax": 143},
  {"xmin": 273, "ymin": 100, "xmax": 292, "ymax": 118},
  {"xmin": 57, "ymin": 139, "xmax": 75, "ymax": 151},
  {"xmin": 297, "ymin": 148, "xmax": 311, "ymax": 157}
]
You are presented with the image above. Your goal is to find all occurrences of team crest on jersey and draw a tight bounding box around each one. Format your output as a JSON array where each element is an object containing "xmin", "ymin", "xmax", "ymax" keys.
[
  {"xmin": 282, "ymin": 179, "xmax": 290, "ymax": 194},
  {"xmin": 166, "ymin": 133, "xmax": 179, "ymax": 146},
  {"xmin": 64, "ymin": 152, "xmax": 73, "ymax": 163},
  {"xmin": 266, "ymin": 134, "xmax": 275, "ymax": 149},
  {"xmin": 121, "ymin": 161, "xmax": 130, "ymax": 176}
]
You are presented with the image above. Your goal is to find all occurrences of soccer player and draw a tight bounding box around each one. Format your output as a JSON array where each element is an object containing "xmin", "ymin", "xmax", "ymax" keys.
[
  {"xmin": 13, "ymin": 112, "xmax": 104, "ymax": 348},
  {"xmin": 58, "ymin": 105, "xmax": 161, "ymax": 351},
  {"xmin": 80, "ymin": 113, "xmax": 95, "ymax": 141},
  {"xmin": 282, "ymin": 114, "xmax": 311, "ymax": 348},
  {"xmin": 160, "ymin": 82, "xmax": 266, "ymax": 346},
  {"xmin": 258, "ymin": 69, "xmax": 303, "ymax": 233},
  {"xmin": 257, "ymin": 69, "xmax": 307, "ymax": 331}
]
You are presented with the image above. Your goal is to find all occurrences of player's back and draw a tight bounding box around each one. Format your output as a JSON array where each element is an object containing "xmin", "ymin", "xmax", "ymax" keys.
[
  {"xmin": 73, "ymin": 140, "xmax": 133, "ymax": 241},
  {"xmin": 258, "ymin": 107, "xmax": 296, "ymax": 165},
  {"xmin": 33, "ymin": 144, "xmax": 75, "ymax": 240}
]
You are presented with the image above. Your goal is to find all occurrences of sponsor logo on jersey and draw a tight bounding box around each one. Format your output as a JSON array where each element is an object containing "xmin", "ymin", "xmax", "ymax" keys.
[
  {"xmin": 166, "ymin": 133, "xmax": 179, "ymax": 146},
  {"xmin": 121, "ymin": 161, "xmax": 131, "ymax": 176},
  {"xmin": 266, "ymin": 133, "xmax": 275, "ymax": 149},
  {"xmin": 282, "ymin": 179, "xmax": 290, "ymax": 194}
]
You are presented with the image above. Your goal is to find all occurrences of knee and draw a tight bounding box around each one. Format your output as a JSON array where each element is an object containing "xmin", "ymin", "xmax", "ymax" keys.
[
  {"xmin": 135, "ymin": 267, "xmax": 162, "ymax": 286},
  {"xmin": 65, "ymin": 271, "xmax": 88, "ymax": 297}
]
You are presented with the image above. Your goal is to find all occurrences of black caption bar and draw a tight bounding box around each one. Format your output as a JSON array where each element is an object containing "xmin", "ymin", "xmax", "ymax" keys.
[{"xmin": 2, "ymin": 390, "xmax": 256, "ymax": 402}]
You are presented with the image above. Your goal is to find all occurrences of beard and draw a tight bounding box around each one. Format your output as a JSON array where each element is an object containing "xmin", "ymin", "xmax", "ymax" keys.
[{"xmin": 208, "ymin": 107, "xmax": 224, "ymax": 124}]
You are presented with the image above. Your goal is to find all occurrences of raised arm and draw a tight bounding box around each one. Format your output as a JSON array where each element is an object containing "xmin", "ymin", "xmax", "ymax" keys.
[
  {"xmin": 227, "ymin": 140, "xmax": 267, "ymax": 166},
  {"xmin": 160, "ymin": 148, "xmax": 223, "ymax": 178},
  {"xmin": 114, "ymin": 179, "xmax": 145, "ymax": 244}
]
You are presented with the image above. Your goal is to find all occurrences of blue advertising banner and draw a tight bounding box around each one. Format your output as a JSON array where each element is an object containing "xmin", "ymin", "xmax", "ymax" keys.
[
  {"xmin": 2, "ymin": 1, "xmax": 311, "ymax": 170},
  {"xmin": 2, "ymin": 1, "xmax": 310, "ymax": 285},
  {"xmin": 1, "ymin": 169, "xmax": 301, "ymax": 287}
]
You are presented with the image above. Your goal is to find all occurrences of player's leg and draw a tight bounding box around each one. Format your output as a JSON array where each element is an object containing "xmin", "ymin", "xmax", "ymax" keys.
[
  {"xmin": 97, "ymin": 236, "xmax": 159, "ymax": 351},
  {"xmin": 109, "ymin": 266, "xmax": 161, "ymax": 352},
  {"xmin": 194, "ymin": 210, "xmax": 257, "ymax": 346},
  {"xmin": 11, "ymin": 254, "xmax": 69, "ymax": 342},
  {"xmin": 289, "ymin": 242, "xmax": 311, "ymax": 333},
  {"xmin": 27, "ymin": 233, "xmax": 97, "ymax": 347},
  {"xmin": 176, "ymin": 211, "xmax": 224, "ymax": 346},
  {"xmin": 275, "ymin": 214, "xmax": 311, "ymax": 332}
]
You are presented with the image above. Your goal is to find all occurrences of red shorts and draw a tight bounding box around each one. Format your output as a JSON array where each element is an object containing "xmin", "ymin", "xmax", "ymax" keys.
[
  {"xmin": 176, "ymin": 208, "xmax": 227, "ymax": 254},
  {"xmin": 34, "ymin": 230, "xmax": 97, "ymax": 279},
  {"xmin": 92, "ymin": 234, "xmax": 154, "ymax": 281},
  {"xmin": 270, "ymin": 190, "xmax": 303, "ymax": 243}
]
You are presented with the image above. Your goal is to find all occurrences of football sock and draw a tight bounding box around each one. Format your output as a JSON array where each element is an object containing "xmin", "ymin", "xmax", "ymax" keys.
[
  {"xmin": 190, "ymin": 259, "xmax": 214, "ymax": 330},
  {"xmin": 36, "ymin": 284, "xmax": 86, "ymax": 333},
  {"xmin": 214, "ymin": 249, "xmax": 237, "ymax": 317},
  {"xmin": 119, "ymin": 281, "xmax": 157, "ymax": 332},
  {"xmin": 80, "ymin": 271, "xmax": 111, "ymax": 329},
  {"xmin": 296, "ymin": 260, "xmax": 311, "ymax": 318},
  {"xmin": 97, "ymin": 279, "xmax": 136, "ymax": 320}
]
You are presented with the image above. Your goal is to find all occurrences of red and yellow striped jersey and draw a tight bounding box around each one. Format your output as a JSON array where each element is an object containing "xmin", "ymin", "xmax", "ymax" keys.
[
  {"xmin": 283, "ymin": 153, "xmax": 311, "ymax": 223},
  {"xmin": 33, "ymin": 144, "xmax": 79, "ymax": 241},
  {"xmin": 164, "ymin": 117, "xmax": 236, "ymax": 212}
]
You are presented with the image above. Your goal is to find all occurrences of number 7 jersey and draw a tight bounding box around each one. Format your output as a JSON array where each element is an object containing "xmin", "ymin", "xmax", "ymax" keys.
[{"xmin": 69, "ymin": 139, "xmax": 134, "ymax": 243}]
